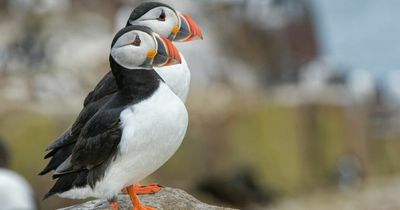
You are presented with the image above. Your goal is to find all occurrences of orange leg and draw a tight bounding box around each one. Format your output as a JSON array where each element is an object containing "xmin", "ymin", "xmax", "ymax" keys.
[
  {"xmin": 126, "ymin": 185, "xmax": 157, "ymax": 210},
  {"xmin": 109, "ymin": 200, "xmax": 118, "ymax": 210}
]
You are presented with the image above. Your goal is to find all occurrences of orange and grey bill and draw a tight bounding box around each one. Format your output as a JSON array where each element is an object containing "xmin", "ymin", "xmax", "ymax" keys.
[
  {"xmin": 182, "ymin": 14, "xmax": 203, "ymax": 41},
  {"xmin": 160, "ymin": 36, "xmax": 182, "ymax": 66}
]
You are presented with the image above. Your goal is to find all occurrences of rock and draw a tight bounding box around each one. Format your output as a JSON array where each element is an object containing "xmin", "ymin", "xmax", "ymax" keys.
[{"xmin": 59, "ymin": 187, "xmax": 236, "ymax": 210}]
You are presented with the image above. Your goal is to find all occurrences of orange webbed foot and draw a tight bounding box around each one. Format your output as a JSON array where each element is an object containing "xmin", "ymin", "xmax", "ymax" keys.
[
  {"xmin": 126, "ymin": 185, "xmax": 158, "ymax": 210},
  {"xmin": 122, "ymin": 183, "xmax": 163, "ymax": 195},
  {"xmin": 135, "ymin": 183, "xmax": 163, "ymax": 195}
]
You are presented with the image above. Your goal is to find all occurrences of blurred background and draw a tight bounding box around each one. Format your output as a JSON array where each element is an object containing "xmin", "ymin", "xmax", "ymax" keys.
[{"xmin": 1, "ymin": 0, "xmax": 400, "ymax": 209}]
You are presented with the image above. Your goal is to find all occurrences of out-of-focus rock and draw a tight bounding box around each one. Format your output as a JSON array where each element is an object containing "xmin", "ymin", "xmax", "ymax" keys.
[{"xmin": 198, "ymin": 169, "xmax": 273, "ymax": 208}]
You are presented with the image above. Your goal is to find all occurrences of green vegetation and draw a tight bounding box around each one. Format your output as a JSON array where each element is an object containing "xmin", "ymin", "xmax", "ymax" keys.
[{"xmin": 0, "ymin": 111, "xmax": 79, "ymax": 209}]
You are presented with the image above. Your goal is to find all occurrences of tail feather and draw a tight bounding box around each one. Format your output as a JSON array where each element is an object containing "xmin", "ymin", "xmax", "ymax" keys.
[
  {"xmin": 39, "ymin": 144, "xmax": 75, "ymax": 176},
  {"xmin": 43, "ymin": 172, "xmax": 77, "ymax": 199},
  {"xmin": 43, "ymin": 170, "xmax": 89, "ymax": 200},
  {"xmin": 44, "ymin": 149, "xmax": 57, "ymax": 159}
]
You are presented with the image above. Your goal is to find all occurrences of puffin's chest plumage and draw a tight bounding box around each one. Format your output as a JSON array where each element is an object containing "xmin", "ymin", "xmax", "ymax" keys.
[
  {"xmin": 155, "ymin": 54, "xmax": 190, "ymax": 102},
  {"xmin": 94, "ymin": 82, "xmax": 188, "ymax": 196},
  {"xmin": 119, "ymin": 82, "xmax": 188, "ymax": 156}
]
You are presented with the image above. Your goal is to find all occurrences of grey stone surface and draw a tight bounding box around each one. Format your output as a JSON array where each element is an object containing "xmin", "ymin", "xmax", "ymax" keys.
[{"xmin": 59, "ymin": 187, "xmax": 237, "ymax": 210}]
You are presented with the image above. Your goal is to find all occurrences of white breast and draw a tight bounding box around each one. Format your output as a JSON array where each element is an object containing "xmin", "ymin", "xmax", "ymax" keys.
[
  {"xmin": 59, "ymin": 82, "xmax": 188, "ymax": 199},
  {"xmin": 155, "ymin": 53, "xmax": 191, "ymax": 102}
]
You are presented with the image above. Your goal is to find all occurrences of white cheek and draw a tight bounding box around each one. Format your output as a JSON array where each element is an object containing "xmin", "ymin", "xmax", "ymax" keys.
[
  {"xmin": 111, "ymin": 46, "xmax": 146, "ymax": 69},
  {"xmin": 140, "ymin": 21, "xmax": 171, "ymax": 38}
]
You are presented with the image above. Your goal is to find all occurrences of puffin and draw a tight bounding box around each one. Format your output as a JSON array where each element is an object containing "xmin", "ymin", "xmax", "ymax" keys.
[
  {"xmin": 39, "ymin": 4, "xmax": 202, "ymax": 192},
  {"xmin": 44, "ymin": 25, "xmax": 188, "ymax": 210}
]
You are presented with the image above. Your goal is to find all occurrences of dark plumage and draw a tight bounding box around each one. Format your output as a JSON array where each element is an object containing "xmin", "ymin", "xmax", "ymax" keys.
[{"xmin": 83, "ymin": 72, "xmax": 116, "ymax": 107}]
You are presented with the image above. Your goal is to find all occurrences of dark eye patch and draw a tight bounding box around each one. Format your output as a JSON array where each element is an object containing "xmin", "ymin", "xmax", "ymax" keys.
[
  {"xmin": 132, "ymin": 35, "xmax": 141, "ymax": 46},
  {"xmin": 157, "ymin": 10, "xmax": 166, "ymax": 21}
]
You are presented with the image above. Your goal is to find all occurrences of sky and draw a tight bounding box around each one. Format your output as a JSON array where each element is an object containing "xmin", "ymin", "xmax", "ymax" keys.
[{"xmin": 308, "ymin": 0, "xmax": 400, "ymax": 76}]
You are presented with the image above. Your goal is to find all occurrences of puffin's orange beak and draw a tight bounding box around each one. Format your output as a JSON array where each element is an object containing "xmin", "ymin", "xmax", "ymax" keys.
[
  {"xmin": 152, "ymin": 35, "xmax": 182, "ymax": 67},
  {"xmin": 161, "ymin": 36, "xmax": 182, "ymax": 66},
  {"xmin": 174, "ymin": 13, "xmax": 203, "ymax": 42}
]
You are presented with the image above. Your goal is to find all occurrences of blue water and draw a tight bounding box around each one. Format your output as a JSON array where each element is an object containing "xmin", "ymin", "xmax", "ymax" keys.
[{"xmin": 308, "ymin": 0, "xmax": 400, "ymax": 76}]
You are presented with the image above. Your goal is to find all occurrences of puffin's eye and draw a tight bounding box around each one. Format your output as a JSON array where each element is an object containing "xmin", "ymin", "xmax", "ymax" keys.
[
  {"xmin": 157, "ymin": 10, "xmax": 166, "ymax": 21},
  {"xmin": 132, "ymin": 35, "xmax": 141, "ymax": 46}
]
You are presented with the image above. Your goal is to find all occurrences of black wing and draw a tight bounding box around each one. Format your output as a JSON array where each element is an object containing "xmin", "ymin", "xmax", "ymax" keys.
[
  {"xmin": 39, "ymin": 72, "xmax": 117, "ymax": 175},
  {"xmin": 47, "ymin": 71, "xmax": 117, "ymax": 151},
  {"xmin": 44, "ymin": 95, "xmax": 128, "ymax": 198},
  {"xmin": 83, "ymin": 71, "xmax": 117, "ymax": 106},
  {"xmin": 39, "ymin": 94, "xmax": 114, "ymax": 175}
]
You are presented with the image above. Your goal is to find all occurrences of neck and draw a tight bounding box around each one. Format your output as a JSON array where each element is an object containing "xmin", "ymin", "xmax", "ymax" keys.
[{"xmin": 110, "ymin": 56, "xmax": 160, "ymax": 100}]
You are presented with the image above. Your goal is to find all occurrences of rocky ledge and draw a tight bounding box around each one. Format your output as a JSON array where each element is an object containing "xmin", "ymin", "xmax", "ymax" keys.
[{"xmin": 59, "ymin": 187, "xmax": 237, "ymax": 210}]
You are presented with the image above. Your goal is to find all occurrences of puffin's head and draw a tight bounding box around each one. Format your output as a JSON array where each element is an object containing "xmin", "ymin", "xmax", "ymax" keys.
[
  {"xmin": 126, "ymin": 2, "xmax": 203, "ymax": 42},
  {"xmin": 110, "ymin": 25, "xmax": 181, "ymax": 70}
]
